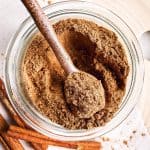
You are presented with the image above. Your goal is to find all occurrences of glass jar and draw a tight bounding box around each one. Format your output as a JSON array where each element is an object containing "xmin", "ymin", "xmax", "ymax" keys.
[{"xmin": 4, "ymin": 1, "xmax": 144, "ymax": 141}]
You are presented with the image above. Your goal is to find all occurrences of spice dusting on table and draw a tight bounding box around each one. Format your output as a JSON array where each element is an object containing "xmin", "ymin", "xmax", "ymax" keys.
[
  {"xmin": 101, "ymin": 136, "xmax": 110, "ymax": 142},
  {"xmin": 21, "ymin": 19, "xmax": 129, "ymax": 129},
  {"xmin": 141, "ymin": 133, "xmax": 146, "ymax": 136},
  {"xmin": 133, "ymin": 130, "xmax": 137, "ymax": 134},
  {"xmin": 123, "ymin": 140, "xmax": 128, "ymax": 146}
]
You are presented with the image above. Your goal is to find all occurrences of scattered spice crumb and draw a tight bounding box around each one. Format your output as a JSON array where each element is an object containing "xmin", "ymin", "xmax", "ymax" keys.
[
  {"xmin": 123, "ymin": 140, "xmax": 128, "ymax": 146},
  {"xmin": 129, "ymin": 135, "xmax": 133, "ymax": 140},
  {"xmin": 48, "ymin": 0, "xmax": 51, "ymax": 4},
  {"xmin": 141, "ymin": 133, "xmax": 146, "ymax": 136},
  {"xmin": 0, "ymin": 52, "xmax": 4, "ymax": 56},
  {"xmin": 132, "ymin": 130, "xmax": 137, "ymax": 134},
  {"xmin": 101, "ymin": 137, "xmax": 110, "ymax": 142}
]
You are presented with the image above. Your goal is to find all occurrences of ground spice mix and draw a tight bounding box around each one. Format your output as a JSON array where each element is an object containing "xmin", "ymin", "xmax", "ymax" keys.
[{"xmin": 21, "ymin": 19, "xmax": 129, "ymax": 129}]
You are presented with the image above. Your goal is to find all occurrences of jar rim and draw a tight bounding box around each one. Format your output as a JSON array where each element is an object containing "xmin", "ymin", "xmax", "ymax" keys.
[{"xmin": 4, "ymin": 0, "xmax": 144, "ymax": 141}]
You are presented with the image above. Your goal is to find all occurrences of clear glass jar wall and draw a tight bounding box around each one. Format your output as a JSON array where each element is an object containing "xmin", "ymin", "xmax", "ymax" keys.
[{"xmin": 4, "ymin": 1, "xmax": 144, "ymax": 141}]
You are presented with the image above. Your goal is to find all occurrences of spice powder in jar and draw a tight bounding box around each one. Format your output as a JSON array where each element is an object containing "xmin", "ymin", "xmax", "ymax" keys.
[{"xmin": 21, "ymin": 19, "xmax": 129, "ymax": 129}]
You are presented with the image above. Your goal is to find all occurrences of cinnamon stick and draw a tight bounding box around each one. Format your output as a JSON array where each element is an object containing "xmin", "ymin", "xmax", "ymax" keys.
[
  {"xmin": 77, "ymin": 145, "xmax": 100, "ymax": 150},
  {"xmin": 7, "ymin": 130, "xmax": 75, "ymax": 148},
  {"xmin": 7, "ymin": 125, "xmax": 101, "ymax": 149},
  {"xmin": 0, "ymin": 115, "xmax": 24, "ymax": 150},
  {"xmin": 31, "ymin": 143, "xmax": 44, "ymax": 150},
  {"xmin": 9, "ymin": 125, "xmax": 50, "ymax": 140},
  {"xmin": 0, "ymin": 79, "xmax": 26, "ymax": 128},
  {"xmin": 0, "ymin": 79, "xmax": 47, "ymax": 150},
  {"xmin": 0, "ymin": 135, "xmax": 10, "ymax": 150},
  {"xmin": 41, "ymin": 144, "xmax": 49, "ymax": 150}
]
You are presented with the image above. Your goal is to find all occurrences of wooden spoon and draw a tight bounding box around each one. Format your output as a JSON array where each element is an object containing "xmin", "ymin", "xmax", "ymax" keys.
[{"xmin": 21, "ymin": 0, "xmax": 105, "ymax": 118}]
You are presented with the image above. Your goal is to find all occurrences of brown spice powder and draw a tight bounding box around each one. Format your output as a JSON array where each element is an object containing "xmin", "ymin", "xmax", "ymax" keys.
[
  {"xmin": 132, "ymin": 130, "xmax": 137, "ymax": 134},
  {"xmin": 141, "ymin": 133, "xmax": 146, "ymax": 136},
  {"xmin": 123, "ymin": 140, "xmax": 128, "ymax": 146},
  {"xmin": 64, "ymin": 71, "xmax": 105, "ymax": 119},
  {"xmin": 21, "ymin": 19, "xmax": 129, "ymax": 129}
]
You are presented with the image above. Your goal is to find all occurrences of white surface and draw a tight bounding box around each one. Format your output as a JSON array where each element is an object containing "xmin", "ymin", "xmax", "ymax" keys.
[
  {"xmin": 140, "ymin": 32, "xmax": 150, "ymax": 60},
  {"xmin": 0, "ymin": 0, "xmax": 150, "ymax": 149},
  {"xmin": 138, "ymin": 60, "xmax": 150, "ymax": 132}
]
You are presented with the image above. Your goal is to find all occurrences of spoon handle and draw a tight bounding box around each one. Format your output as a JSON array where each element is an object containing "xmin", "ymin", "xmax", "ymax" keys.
[{"xmin": 21, "ymin": 0, "xmax": 78, "ymax": 74}]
